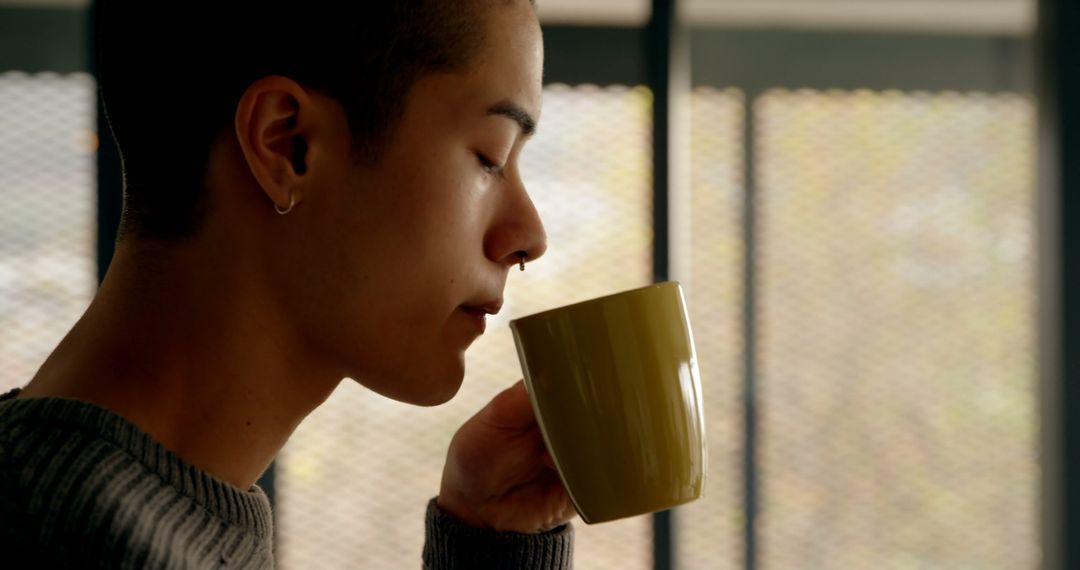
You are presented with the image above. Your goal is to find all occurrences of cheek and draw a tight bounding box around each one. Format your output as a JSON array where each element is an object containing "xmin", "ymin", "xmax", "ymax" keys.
[
  {"xmin": 307, "ymin": 161, "xmax": 483, "ymax": 311},
  {"xmin": 375, "ymin": 166, "xmax": 488, "ymax": 260},
  {"xmin": 280, "ymin": 205, "xmax": 481, "ymax": 396},
  {"xmin": 303, "ymin": 180, "xmax": 450, "ymax": 321}
]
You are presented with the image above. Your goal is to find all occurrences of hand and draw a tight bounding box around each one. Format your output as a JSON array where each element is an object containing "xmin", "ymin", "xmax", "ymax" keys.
[{"xmin": 437, "ymin": 380, "xmax": 577, "ymax": 534}]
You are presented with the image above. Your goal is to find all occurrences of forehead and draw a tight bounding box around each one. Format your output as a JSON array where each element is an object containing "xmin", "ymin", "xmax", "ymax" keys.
[
  {"xmin": 463, "ymin": 3, "xmax": 544, "ymax": 117},
  {"xmin": 388, "ymin": 3, "xmax": 543, "ymax": 138}
]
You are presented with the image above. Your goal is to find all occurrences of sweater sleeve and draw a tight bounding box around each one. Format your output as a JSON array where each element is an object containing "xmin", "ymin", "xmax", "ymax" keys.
[{"xmin": 422, "ymin": 498, "xmax": 574, "ymax": 570}]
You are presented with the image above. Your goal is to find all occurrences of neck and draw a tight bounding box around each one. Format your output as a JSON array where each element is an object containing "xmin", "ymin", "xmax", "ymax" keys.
[{"xmin": 20, "ymin": 238, "xmax": 341, "ymax": 489}]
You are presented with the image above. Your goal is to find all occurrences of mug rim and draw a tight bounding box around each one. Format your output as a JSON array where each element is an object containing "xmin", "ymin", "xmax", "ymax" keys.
[{"xmin": 508, "ymin": 281, "xmax": 681, "ymax": 326}]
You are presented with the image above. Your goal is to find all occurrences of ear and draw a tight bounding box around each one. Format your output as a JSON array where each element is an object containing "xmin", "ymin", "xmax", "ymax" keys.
[{"xmin": 234, "ymin": 76, "xmax": 315, "ymax": 212}]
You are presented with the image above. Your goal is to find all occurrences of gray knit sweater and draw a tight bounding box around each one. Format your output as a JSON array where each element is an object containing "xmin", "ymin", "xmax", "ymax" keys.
[{"xmin": 0, "ymin": 389, "xmax": 574, "ymax": 569}]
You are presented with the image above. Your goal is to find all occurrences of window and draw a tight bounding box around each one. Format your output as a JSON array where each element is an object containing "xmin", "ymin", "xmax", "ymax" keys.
[
  {"xmin": 0, "ymin": 71, "xmax": 96, "ymax": 394},
  {"xmin": 2, "ymin": 3, "xmax": 1038, "ymax": 568}
]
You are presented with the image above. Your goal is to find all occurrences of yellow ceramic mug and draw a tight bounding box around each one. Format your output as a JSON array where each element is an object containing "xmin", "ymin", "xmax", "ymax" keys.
[{"xmin": 509, "ymin": 282, "xmax": 706, "ymax": 524}]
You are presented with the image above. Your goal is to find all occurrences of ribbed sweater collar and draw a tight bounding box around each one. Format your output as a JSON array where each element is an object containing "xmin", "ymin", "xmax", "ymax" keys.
[{"xmin": 0, "ymin": 388, "xmax": 273, "ymax": 539}]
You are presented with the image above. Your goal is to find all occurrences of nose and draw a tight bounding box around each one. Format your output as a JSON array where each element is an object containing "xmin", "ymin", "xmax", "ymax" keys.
[{"xmin": 485, "ymin": 175, "xmax": 547, "ymax": 270}]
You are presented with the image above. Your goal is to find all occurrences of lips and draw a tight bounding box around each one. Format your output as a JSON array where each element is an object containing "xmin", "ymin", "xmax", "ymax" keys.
[
  {"xmin": 460, "ymin": 301, "xmax": 503, "ymax": 317},
  {"xmin": 458, "ymin": 300, "xmax": 502, "ymax": 335}
]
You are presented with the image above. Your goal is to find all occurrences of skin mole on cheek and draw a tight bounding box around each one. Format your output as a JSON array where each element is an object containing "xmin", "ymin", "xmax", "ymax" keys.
[{"xmin": 246, "ymin": 420, "xmax": 252, "ymax": 427}]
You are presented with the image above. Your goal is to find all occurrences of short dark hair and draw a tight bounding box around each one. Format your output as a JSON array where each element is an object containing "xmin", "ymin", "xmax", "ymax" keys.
[{"xmin": 97, "ymin": 0, "xmax": 532, "ymax": 241}]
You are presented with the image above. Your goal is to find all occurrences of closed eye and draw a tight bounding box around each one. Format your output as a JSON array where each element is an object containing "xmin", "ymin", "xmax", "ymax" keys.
[{"xmin": 476, "ymin": 152, "xmax": 505, "ymax": 176}]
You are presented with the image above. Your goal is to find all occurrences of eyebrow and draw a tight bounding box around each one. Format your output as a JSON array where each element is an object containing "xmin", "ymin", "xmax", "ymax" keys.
[{"xmin": 487, "ymin": 101, "xmax": 537, "ymax": 138}]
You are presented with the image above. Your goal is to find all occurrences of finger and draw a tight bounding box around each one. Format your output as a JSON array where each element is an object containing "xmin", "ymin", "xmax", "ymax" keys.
[{"xmin": 483, "ymin": 380, "xmax": 537, "ymax": 430}]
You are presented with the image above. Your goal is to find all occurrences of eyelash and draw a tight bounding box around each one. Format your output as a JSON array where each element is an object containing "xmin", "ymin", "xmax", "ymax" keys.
[{"xmin": 476, "ymin": 152, "xmax": 504, "ymax": 176}]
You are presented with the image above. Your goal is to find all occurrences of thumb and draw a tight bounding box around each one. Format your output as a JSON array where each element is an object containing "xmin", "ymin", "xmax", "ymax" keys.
[{"xmin": 482, "ymin": 380, "xmax": 538, "ymax": 430}]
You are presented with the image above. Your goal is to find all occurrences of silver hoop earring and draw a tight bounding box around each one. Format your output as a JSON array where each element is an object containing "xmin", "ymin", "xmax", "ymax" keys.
[{"xmin": 275, "ymin": 193, "xmax": 297, "ymax": 216}]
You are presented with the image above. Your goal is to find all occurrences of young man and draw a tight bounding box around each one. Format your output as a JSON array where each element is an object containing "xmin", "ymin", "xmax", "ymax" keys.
[{"xmin": 0, "ymin": 1, "xmax": 576, "ymax": 567}]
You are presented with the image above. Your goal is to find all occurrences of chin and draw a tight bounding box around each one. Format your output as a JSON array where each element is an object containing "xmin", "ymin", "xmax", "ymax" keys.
[
  {"xmin": 411, "ymin": 371, "xmax": 464, "ymax": 407},
  {"xmin": 354, "ymin": 356, "xmax": 465, "ymax": 407}
]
